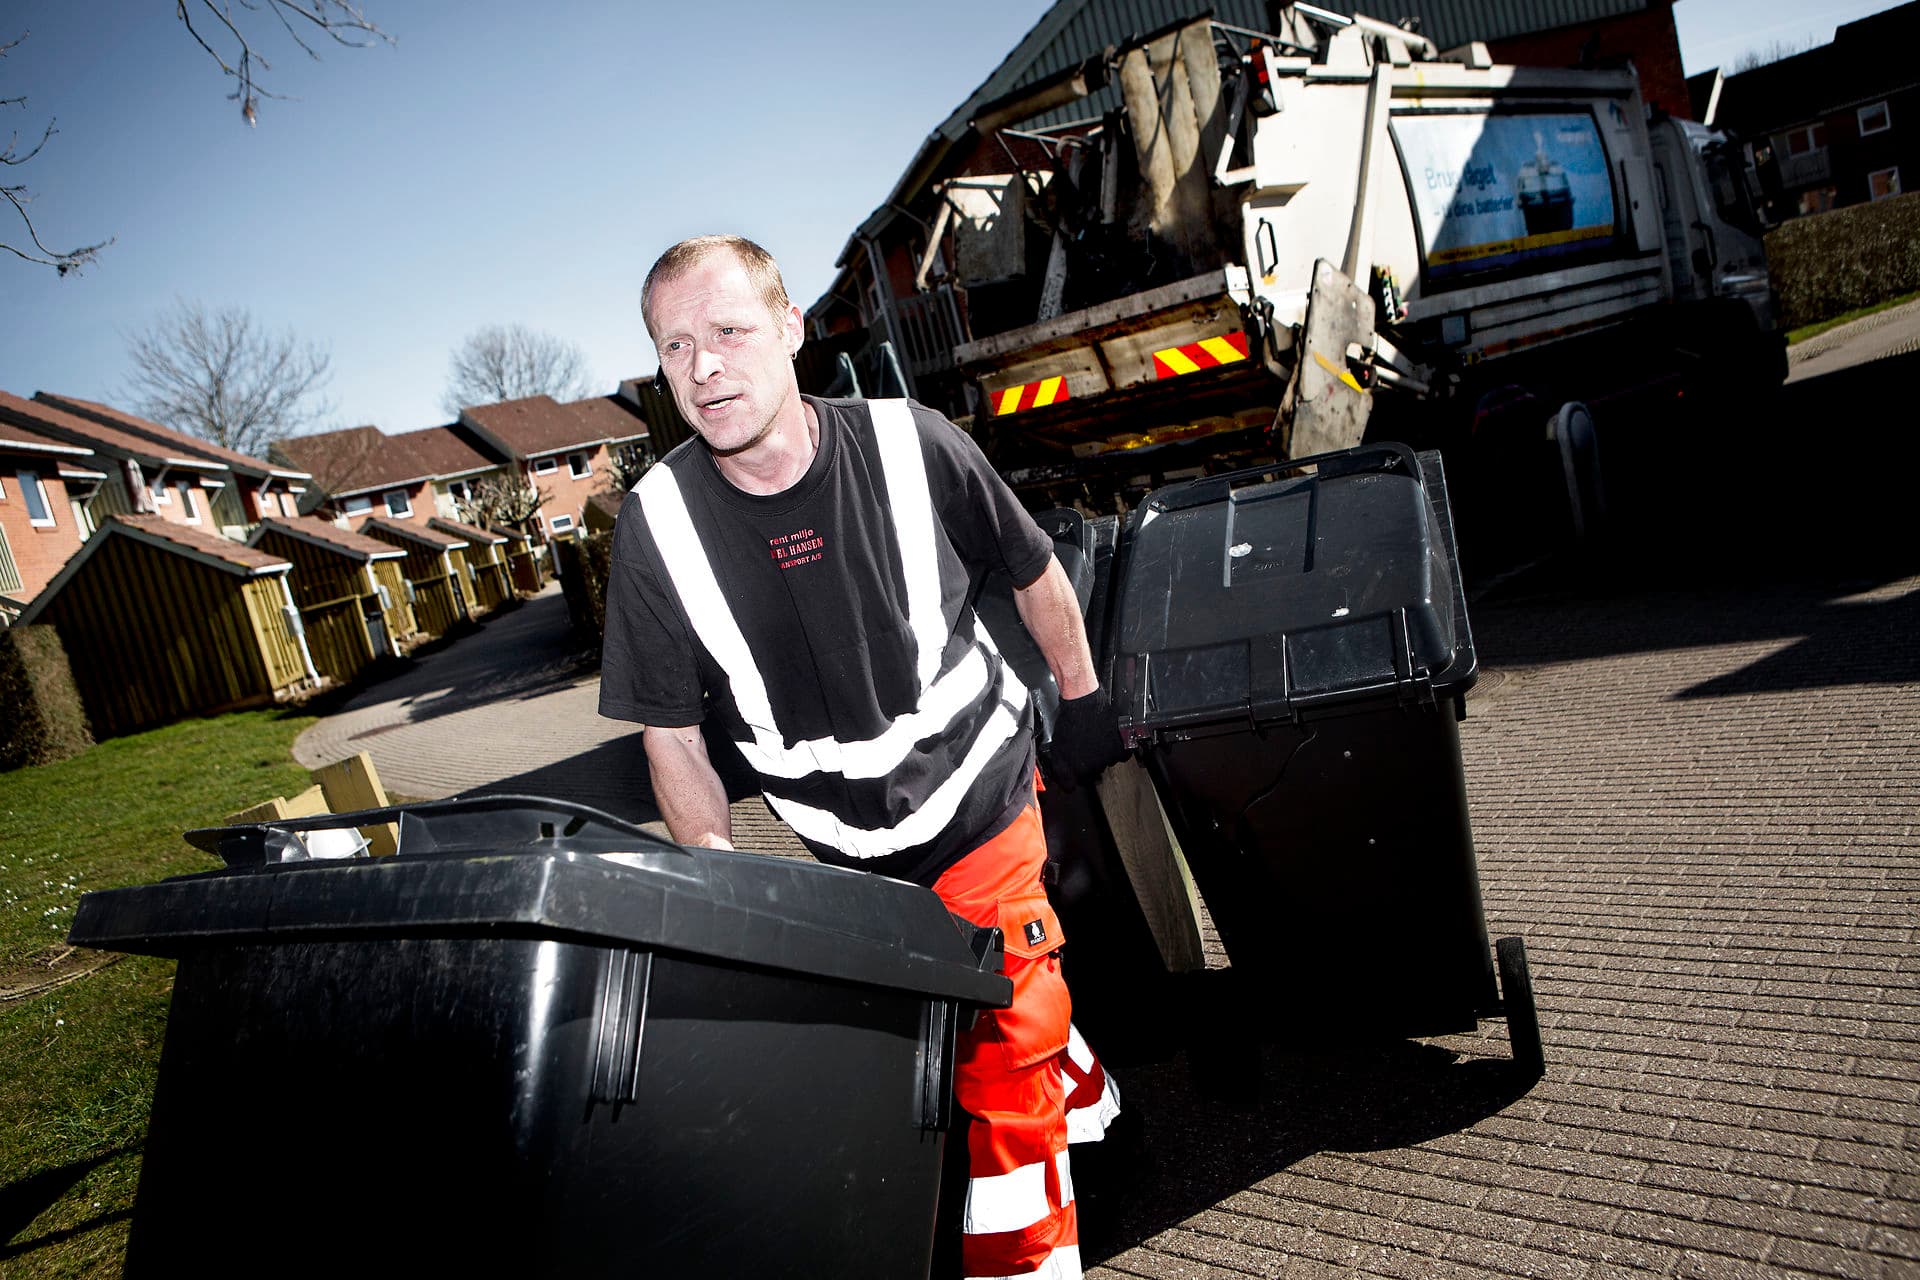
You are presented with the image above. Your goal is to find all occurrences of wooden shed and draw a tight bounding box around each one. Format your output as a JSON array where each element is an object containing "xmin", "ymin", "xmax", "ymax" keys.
[
  {"xmin": 428, "ymin": 516, "xmax": 512, "ymax": 614},
  {"xmin": 249, "ymin": 517, "xmax": 419, "ymax": 682},
  {"xmin": 494, "ymin": 525, "xmax": 545, "ymax": 594},
  {"xmin": 357, "ymin": 516, "xmax": 470, "ymax": 638},
  {"xmin": 16, "ymin": 514, "xmax": 315, "ymax": 739}
]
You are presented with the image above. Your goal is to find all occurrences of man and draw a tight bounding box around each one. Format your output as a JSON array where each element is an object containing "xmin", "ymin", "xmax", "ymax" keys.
[{"xmin": 598, "ymin": 235, "xmax": 1124, "ymax": 1280}]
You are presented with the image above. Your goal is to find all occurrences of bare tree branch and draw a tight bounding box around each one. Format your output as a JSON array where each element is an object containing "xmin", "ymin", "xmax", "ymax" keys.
[
  {"xmin": 0, "ymin": 31, "xmax": 112, "ymax": 274},
  {"xmin": 176, "ymin": 0, "xmax": 390, "ymax": 125},
  {"xmin": 457, "ymin": 471, "xmax": 549, "ymax": 538},
  {"xmin": 443, "ymin": 324, "xmax": 596, "ymax": 415},
  {"xmin": 123, "ymin": 301, "xmax": 334, "ymax": 457},
  {"xmin": 4, "ymin": 8, "xmax": 387, "ymax": 275},
  {"xmin": 602, "ymin": 441, "xmax": 655, "ymax": 495}
]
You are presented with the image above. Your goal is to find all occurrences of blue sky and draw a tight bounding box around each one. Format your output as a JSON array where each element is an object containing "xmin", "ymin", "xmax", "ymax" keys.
[{"xmin": 0, "ymin": 0, "xmax": 1906, "ymax": 440}]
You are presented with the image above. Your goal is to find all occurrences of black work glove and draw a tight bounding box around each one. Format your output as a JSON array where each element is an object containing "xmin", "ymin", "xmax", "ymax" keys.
[{"xmin": 1044, "ymin": 686, "xmax": 1129, "ymax": 792}]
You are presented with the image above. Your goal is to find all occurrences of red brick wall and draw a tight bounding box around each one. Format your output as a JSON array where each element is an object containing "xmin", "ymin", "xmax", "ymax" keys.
[
  {"xmin": 1, "ymin": 461, "xmax": 89, "ymax": 601},
  {"xmin": 528, "ymin": 443, "xmax": 620, "ymax": 537},
  {"xmin": 1489, "ymin": 4, "xmax": 1690, "ymax": 121}
]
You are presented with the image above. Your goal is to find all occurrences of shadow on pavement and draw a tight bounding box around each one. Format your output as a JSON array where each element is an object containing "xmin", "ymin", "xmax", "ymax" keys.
[
  {"xmin": 1457, "ymin": 350, "xmax": 1920, "ymax": 692},
  {"xmin": 458, "ymin": 720, "xmax": 762, "ymax": 828},
  {"xmin": 1074, "ymin": 1034, "xmax": 1535, "ymax": 1266}
]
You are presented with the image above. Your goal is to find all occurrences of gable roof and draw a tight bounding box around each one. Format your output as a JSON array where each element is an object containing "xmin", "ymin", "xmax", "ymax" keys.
[
  {"xmin": 275, "ymin": 423, "xmax": 501, "ymax": 499},
  {"xmin": 358, "ymin": 515, "xmax": 467, "ymax": 551},
  {"xmin": 0, "ymin": 410, "xmax": 96, "ymax": 460},
  {"xmin": 427, "ymin": 515, "xmax": 507, "ymax": 545},
  {"xmin": 32, "ymin": 393, "xmax": 309, "ymax": 482},
  {"xmin": 17, "ymin": 513, "xmax": 289, "ymax": 625},
  {"xmin": 251, "ymin": 515, "xmax": 407, "ymax": 563},
  {"xmin": 460, "ymin": 394, "xmax": 646, "ymax": 460},
  {"xmin": 0, "ymin": 390, "xmax": 223, "ymax": 472}
]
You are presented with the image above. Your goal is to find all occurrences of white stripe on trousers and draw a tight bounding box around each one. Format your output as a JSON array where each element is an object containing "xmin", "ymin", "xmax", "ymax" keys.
[
  {"xmin": 966, "ymin": 1244, "xmax": 1083, "ymax": 1280},
  {"xmin": 963, "ymin": 1149, "xmax": 1076, "ymax": 1235}
]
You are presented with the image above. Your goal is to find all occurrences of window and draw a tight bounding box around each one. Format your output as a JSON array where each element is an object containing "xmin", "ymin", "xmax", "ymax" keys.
[
  {"xmin": 446, "ymin": 479, "xmax": 472, "ymax": 504},
  {"xmin": 548, "ymin": 514, "xmax": 575, "ymax": 532},
  {"xmin": 568, "ymin": 451, "xmax": 591, "ymax": 480},
  {"xmin": 383, "ymin": 489, "xmax": 413, "ymax": 518},
  {"xmin": 178, "ymin": 480, "xmax": 201, "ymax": 524},
  {"xmin": 1783, "ymin": 123, "xmax": 1829, "ymax": 156},
  {"xmin": 18, "ymin": 470, "xmax": 54, "ymax": 527},
  {"xmin": 152, "ymin": 479, "xmax": 172, "ymax": 505},
  {"xmin": 532, "ymin": 456, "xmax": 559, "ymax": 476},
  {"xmin": 343, "ymin": 494, "xmax": 374, "ymax": 515},
  {"xmin": 1870, "ymin": 167, "xmax": 1902, "ymax": 201},
  {"xmin": 1799, "ymin": 186, "xmax": 1838, "ymax": 215},
  {"xmin": 1859, "ymin": 101, "xmax": 1891, "ymax": 136}
]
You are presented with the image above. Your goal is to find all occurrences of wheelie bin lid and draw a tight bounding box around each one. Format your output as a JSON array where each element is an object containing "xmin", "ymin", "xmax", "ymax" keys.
[
  {"xmin": 66, "ymin": 795, "xmax": 1011, "ymax": 1008},
  {"xmin": 1110, "ymin": 444, "xmax": 1476, "ymax": 742}
]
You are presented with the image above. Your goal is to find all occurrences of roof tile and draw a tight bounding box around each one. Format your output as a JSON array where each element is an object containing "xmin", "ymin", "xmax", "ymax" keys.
[
  {"xmin": 109, "ymin": 513, "xmax": 289, "ymax": 573},
  {"xmin": 463, "ymin": 394, "xmax": 646, "ymax": 458},
  {"xmin": 34, "ymin": 392, "xmax": 307, "ymax": 479},
  {"xmin": 256, "ymin": 515, "xmax": 406, "ymax": 562}
]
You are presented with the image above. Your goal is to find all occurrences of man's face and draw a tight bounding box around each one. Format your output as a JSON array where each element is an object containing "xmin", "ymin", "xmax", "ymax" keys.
[{"xmin": 649, "ymin": 252, "xmax": 804, "ymax": 457}]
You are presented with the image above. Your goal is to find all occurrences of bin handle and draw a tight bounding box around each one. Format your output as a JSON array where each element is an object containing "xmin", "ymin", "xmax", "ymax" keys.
[{"xmin": 1148, "ymin": 441, "xmax": 1421, "ymax": 512}]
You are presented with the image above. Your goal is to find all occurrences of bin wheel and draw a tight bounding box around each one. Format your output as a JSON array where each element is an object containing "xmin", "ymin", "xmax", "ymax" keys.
[{"xmin": 1496, "ymin": 935, "xmax": 1545, "ymax": 1081}]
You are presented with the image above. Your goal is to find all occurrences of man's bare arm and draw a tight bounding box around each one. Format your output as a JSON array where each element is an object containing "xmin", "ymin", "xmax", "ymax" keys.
[
  {"xmin": 641, "ymin": 724, "xmax": 735, "ymax": 850},
  {"xmin": 1013, "ymin": 554, "xmax": 1099, "ymax": 700}
]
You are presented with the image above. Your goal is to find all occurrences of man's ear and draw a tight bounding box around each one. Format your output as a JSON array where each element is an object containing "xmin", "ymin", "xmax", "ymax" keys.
[{"xmin": 786, "ymin": 303, "xmax": 805, "ymax": 359}]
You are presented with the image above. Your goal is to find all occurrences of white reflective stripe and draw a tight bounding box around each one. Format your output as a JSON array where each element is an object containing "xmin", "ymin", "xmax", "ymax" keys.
[
  {"xmin": 868, "ymin": 398, "xmax": 945, "ymax": 695},
  {"xmin": 1064, "ymin": 1023, "xmax": 1123, "ymax": 1144},
  {"xmin": 764, "ymin": 660, "xmax": 1026, "ymax": 859},
  {"xmin": 737, "ymin": 642, "xmax": 990, "ymax": 781},
  {"xmin": 963, "ymin": 1156, "xmax": 1051, "ymax": 1235},
  {"xmin": 1066, "ymin": 1069, "xmax": 1123, "ymax": 1144},
  {"xmin": 1055, "ymin": 1149, "xmax": 1075, "ymax": 1208},
  {"xmin": 636, "ymin": 466, "xmax": 780, "ymax": 736},
  {"xmin": 1066, "ymin": 1022, "xmax": 1097, "ymax": 1073},
  {"xmin": 965, "ymin": 1244, "xmax": 1083, "ymax": 1280}
]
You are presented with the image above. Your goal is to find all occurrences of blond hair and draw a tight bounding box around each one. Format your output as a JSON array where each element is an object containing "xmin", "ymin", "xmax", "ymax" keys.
[{"xmin": 641, "ymin": 235, "xmax": 792, "ymax": 335}]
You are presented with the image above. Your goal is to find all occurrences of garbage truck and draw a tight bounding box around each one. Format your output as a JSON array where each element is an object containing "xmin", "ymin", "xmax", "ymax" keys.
[{"xmin": 915, "ymin": 5, "xmax": 1780, "ymax": 517}]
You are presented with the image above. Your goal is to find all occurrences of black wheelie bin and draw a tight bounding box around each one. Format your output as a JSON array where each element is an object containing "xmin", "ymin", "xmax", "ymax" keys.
[
  {"xmin": 66, "ymin": 796, "xmax": 1011, "ymax": 1279},
  {"xmin": 1107, "ymin": 444, "xmax": 1539, "ymax": 1064}
]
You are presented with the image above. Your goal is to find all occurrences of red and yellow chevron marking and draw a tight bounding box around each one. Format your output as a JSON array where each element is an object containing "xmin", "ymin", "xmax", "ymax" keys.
[
  {"xmin": 1152, "ymin": 331, "xmax": 1250, "ymax": 379},
  {"xmin": 992, "ymin": 375, "xmax": 1072, "ymax": 416}
]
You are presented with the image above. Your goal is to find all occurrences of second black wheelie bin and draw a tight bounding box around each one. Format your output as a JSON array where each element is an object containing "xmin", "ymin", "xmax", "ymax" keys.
[
  {"xmin": 66, "ymin": 797, "xmax": 1010, "ymax": 1279},
  {"xmin": 1108, "ymin": 445, "xmax": 1515, "ymax": 1042}
]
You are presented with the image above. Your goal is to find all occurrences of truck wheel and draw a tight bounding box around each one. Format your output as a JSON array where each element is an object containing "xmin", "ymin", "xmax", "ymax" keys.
[
  {"xmin": 1496, "ymin": 935, "xmax": 1545, "ymax": 1081},
  {"xmin": 1548, "ymin": 402, "xmax": 1606, "ymax": 544}
]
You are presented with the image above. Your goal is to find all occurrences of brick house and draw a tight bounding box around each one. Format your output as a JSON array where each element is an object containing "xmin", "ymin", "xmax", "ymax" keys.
[
  {"xmin": 33, "ymin": 393, "xmax": 309, "ymax": 534},
  {"xmin": 456, "ymin": 395, "xmax": 648, "ymax": 539},
  {"xmin": 273, "ymin": 424, "xmax": 500, "ymax": 530},
  {"xmin": 1709, "ymin": 2, "xmax": 1919, "ymax": 221},
  {"xmin": 0, "ymin": 390, "xmax": 230, "ymax": 538},
  {"xmin": 0, "ymin": 413, "xmax": 102, "ymax": 615}
]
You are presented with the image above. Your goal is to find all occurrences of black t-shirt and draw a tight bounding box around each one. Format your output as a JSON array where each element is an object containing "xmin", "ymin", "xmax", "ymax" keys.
[{"xmin": 599, "ymin": 396, "xmax": 1054, "ymax": 885}]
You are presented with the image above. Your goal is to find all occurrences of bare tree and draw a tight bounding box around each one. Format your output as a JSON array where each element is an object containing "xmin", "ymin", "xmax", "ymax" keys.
[
  {"xmin": 4, "ymin": 5, "xmax": 389, "ymax": 276},
  {"xmin": 603, "ymin": 441, "xmax": 655, "ymax": 495},
  {"xmin": 2, "ymin": 32, "xmax": 112, "ymax": 275},
  {"xmin": 443, "ymin": 324, "xmax": 595, "ymax": 414},
  {"xmin": 456, "ymin": 470, "xmax": 548, "ymax": 536},
  {"xmin": 1730, "ymin": 37, "xmax": 1814, "ymax": 74},
  {"xmin": 124, "ymin": 301, "xmax": 334, "ymax": 456}
]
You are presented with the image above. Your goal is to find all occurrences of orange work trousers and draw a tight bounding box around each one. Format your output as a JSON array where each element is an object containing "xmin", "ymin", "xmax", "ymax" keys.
[{"xmin": 931, "ymin": 791, "xmax": 1120, "ymax": 1280}]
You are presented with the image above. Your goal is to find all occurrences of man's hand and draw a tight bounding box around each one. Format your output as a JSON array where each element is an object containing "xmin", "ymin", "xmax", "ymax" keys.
[{"xmin": 1045, "ymin": 686, "xmax": 1129, "ymax": 791}]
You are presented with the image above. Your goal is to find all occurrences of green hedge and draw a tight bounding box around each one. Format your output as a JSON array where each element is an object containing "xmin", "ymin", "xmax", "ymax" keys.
[
  {"xmin": 0, "ymin": 624, "xmax": 94, "ymax": 771},
  {"xmin": 555, "ymin": 530, "xmax": 613, "ymax": 651},
  {"xmin": 1767, "ymin": 190, "xmax": 1920, "ymax": 331}
]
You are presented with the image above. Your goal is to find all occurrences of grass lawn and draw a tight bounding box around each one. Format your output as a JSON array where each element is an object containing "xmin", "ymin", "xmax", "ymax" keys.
[
  {"xmin": 1786, "ymin": 289, "xmax": 1920, "ymax": 345},
  {"xmin": 0, "ymin": 709, "xmax": 314, "ymax": 1277}
]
